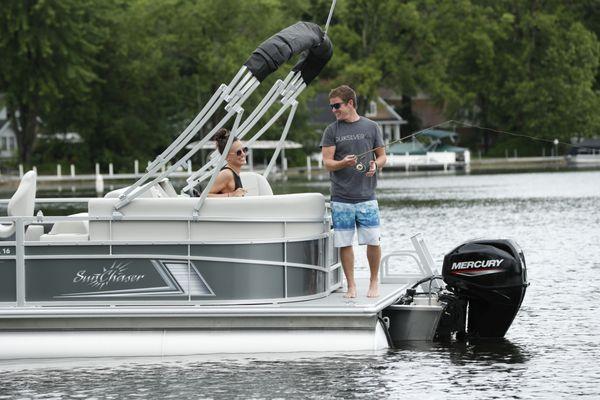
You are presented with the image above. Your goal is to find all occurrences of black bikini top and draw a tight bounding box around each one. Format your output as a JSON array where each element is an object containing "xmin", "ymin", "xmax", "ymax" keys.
[{"xmin": 220, "ymin": 166, "xmax": 243, "ymax": 191}]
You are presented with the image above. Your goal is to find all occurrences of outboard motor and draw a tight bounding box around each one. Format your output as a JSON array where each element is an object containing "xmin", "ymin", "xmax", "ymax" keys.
[{"xmin": 439, "ymin": 239, "xmax": 528, "ymax": 339}]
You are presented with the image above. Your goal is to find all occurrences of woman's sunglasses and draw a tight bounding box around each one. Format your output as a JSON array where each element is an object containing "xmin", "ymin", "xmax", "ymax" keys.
[
  {"xmin": 233, "ymin": 147, "xmax": 249, "ymax": 157},
  {"xmin": 329, "ymin": 102, "xmax": 345, "ymax": 110}
]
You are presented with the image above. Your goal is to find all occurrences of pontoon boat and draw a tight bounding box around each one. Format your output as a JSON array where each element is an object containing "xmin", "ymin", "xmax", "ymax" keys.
[{"xmin": 0, "ymin": 22, "xmax": 528, "ymax": 360}]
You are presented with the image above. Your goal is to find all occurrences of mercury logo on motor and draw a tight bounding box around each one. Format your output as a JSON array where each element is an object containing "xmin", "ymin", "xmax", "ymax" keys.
[{"xmin": 451, "ymin": 259, "xmax": 504, "ymax": 270}]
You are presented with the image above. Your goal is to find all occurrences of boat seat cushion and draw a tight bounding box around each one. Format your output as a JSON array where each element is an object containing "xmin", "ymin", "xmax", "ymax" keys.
[
  {"xmin": 40, "ymin": 233, "xmax": 89, "ymax": 242},
  {"xmin": 240, "ymin": 172, "xmax": 273, "ymax": 196},
  {"xmin": 0, "ymin": 170, "xmax": 37, "ymax": 239},
  {"xmin": 25, "ymin": 225, "xmax": 44, "ymax": 241},
  {"xmin": 8, "ymin": 170, "xmax": 37, "ymax": 217},
  {"xmin": 88, "ymin": 193, "xmax": 325, "ymax": 241},
  {"xmin": 104, "ymin": 182, "xmax": 168, "ymax": 199},
  {"xmin": 39, "ymin": 213, "xmax": 89, "ymax": 242},
  {"xmin": 157, "ymin": 178, "xmax": 178, "ymax": 197}
]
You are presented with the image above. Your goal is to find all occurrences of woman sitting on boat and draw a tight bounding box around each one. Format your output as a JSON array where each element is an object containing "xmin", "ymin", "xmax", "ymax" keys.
[{"xmin": 208, "ymin": 128, "xmax": 248, "ymax": 198}]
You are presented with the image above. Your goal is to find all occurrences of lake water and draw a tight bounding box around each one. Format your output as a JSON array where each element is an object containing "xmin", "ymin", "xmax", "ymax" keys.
[{"xmin": 0, "ymin": 170, "xmax": 599, "ymax": 399}]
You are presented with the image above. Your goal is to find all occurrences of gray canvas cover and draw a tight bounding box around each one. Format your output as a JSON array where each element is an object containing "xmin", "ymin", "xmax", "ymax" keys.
[{"xmin": 244, "ymin": 21, "xmax": 333, "ymax": 83}]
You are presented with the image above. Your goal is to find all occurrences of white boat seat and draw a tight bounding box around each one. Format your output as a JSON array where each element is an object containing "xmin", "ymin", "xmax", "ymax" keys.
[
  {"xmin": 25, "ymin": 225, "xmax": 44, "ymax": 241},
  {"xmin": 104, "ymin": 181, "xmax": 169, "ymax": 199},
  {"xmin": 0, "ymin": 170, "xmax": 37, "ymax": 239},
  {"xmin": 240, "ymin": 172, "xmax": 273, "ymax": 196},
  {"xmin": 39, "ymin": 233, "xmax": 89, "ymax": 242},
  {"xmin": 157, "ymin": 178, "xmax": 178, "ymax": 197},
  {"xmin": 39, "ymin": 212, "xmax": 90, "ymax": 242},
  {"xmin": 88, "ymin": 193, "xmax": 326, "ymax": 242}
]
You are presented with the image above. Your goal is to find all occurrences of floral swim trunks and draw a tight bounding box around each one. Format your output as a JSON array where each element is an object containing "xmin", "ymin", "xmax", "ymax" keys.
[{"xmin": 331, "ymin": 200, "xmax": 381, "ymax": 248}]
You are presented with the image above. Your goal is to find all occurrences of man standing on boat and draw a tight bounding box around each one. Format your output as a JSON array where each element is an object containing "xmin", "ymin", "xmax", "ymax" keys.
[{"xmin": 320, "ymin": 85, "xmax": 387, "ymax": 298}]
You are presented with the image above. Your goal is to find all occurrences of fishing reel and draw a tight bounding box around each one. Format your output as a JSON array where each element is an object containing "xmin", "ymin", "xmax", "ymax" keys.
[
  {"xmin": 353, "ymin": 152, "xmax": 377, "ymax": 174},
  {"xmin": 354, "ymin": 159, "xmax": 374, "ymax": 174}
]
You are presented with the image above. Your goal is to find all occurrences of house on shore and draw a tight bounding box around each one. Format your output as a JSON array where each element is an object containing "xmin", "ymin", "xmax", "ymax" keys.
[
  {"xmin": 386, "ymin": 129, "xmax": 471, "ymax": 170},
  {"xmin": 0, "ymin": 108, "xmax": 18, "ymax": 159},
  {"xmin": 567, "ymin": 138, "xmax": 600, "ymax": 167},
  {"xmin": 0, "ymin": 107, "xmax": 83, "ymax": 164},
  {"xmin": 307, "ymin": 91, "xmax": 470, "ymax": 169},
  {"xmin": 306, "ymin": 93, "xmax": 407, "ymax": 143}
]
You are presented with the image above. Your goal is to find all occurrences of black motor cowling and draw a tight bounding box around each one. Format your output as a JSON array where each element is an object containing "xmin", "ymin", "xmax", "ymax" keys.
[{"xmin": 441, "ymin": 239, "xmax": 528, "ymax": 339}]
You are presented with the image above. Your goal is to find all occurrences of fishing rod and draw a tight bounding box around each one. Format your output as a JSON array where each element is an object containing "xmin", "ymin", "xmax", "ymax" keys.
[
  {"xmin": 353, "ymin": 119, "xmax": 598, "ymax": 172},
  {"xmin": 353, "ymin": 120, "xmax": 455, "ymax": 171}
]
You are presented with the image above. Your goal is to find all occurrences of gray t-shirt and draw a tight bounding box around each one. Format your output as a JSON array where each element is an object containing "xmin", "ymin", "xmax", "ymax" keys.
[{"xmin": 320, "ymin": 117, "xmax": 384, "ymax": 202}]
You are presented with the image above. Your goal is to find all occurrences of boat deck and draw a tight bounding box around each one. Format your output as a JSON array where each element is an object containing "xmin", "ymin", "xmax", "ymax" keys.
[
  {"xmin": 281, "ymin": 278, "xmax": 409, "ymax": 313},
  {"xmin": 0, "ymin": 279, "xmax": 412, "ymax": 330}
]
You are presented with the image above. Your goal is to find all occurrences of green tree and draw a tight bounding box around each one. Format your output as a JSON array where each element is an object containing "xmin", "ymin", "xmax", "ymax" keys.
[
  {"xmin": 419, "ymin": 0, "xmax": 600, "ymax": 151},
  {"xmin": 0, "ymin": 0, "xmax": 108, "ymax": 164},
  {"xmin": 287, "ymin": 0, "xmax": 452, "ymax": 126},
  {"xmin": 300, "ymin": 0, "xmax": 600, "ymax": 152},
  {"xmin": 5, "ymin": 0, "xmax": 597, "ymax": 166},
  {"xmin": 77, "ymin": 0, "xmax": 288, "ymax": 170}
]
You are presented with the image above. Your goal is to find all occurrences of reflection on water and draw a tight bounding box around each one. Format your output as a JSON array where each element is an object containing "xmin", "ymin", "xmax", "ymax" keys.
[
  {"xmin": 440, "ymin": 339, "xmax": 530, "ymax": 365},
  {"xmin": 0, "ymin": 170, "xmax": 599, "ymax": 399},
  {"xmin": 0, "ymin": 346, "xmax": 532, "ymax": 400}
]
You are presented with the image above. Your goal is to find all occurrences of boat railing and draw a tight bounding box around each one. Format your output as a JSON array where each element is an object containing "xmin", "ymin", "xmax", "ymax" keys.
[
  {"xmin": 0, "ymin": 213, "xmax": 332, "ymax": 241},
  {"xmin": 380, "ymin": 233, "xmax": 442, "ymax": 291},
  {"xmin": 0, "ymin": 214, "xmax": 332, "ymax": 223},
  {"xmin": 0, "ymin": 212, "xmax": 342, "ymax": 308}
]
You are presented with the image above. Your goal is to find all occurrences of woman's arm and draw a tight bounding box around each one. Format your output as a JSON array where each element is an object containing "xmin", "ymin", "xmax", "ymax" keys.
[{"xmin": 207, "ymin": 170, "xmax": 234, "ymax": 197}]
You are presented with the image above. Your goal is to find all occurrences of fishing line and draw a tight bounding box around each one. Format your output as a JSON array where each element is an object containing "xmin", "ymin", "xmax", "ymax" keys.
[
  {"xmin": 353, "ymin": 119, "xmax": 597, "ymax": 172},
  {"xmin": 447, "ymin": 120, "xmax": 581, "ymax": 148},
  {"xmin": 353, "ymin": 120, "xmax": 455, "ymax": 172}
]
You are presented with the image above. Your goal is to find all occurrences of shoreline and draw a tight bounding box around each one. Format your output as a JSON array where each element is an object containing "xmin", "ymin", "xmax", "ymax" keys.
[{"xmin": 1, "ymin": 157, "xmax": 599, "ymax": 192}]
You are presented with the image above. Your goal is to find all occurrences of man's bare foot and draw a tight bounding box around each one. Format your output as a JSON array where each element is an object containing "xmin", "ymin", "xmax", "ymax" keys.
[
  {"xmin": 344, "ymin": 287, "xmax": 357, "ymax": 298},
  {"xmin": 367, "ymin": 282, "xmax": 379, "ymax": 298}
]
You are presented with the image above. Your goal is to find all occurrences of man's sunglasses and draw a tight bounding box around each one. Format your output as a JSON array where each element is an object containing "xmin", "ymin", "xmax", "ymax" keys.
[
  {"xmin": 329, "ymin": 102, "xmax": 345, "ymax": 110},
  {"xmin": 232, "ymin": 147, "xmax": 249, "ymax": 156}
]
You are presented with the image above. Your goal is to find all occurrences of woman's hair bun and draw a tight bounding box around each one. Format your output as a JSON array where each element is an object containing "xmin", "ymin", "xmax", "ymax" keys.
[
  {"xmin": 212, "ymin": 128, "xmax": 234, "ymax": 154},
  {"xmin": 212, "ymin": 128, "xmax": 229, "ymax": 143}
]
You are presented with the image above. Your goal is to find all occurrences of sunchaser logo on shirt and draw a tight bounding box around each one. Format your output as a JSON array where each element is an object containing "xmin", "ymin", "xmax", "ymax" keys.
[
  {"xmin": 335, "ymin": 133, "xmax": 367, "ymax": 143},
  {"xmin": 73, "ymin": 261, "xmax": 145, "ymax": 289}
]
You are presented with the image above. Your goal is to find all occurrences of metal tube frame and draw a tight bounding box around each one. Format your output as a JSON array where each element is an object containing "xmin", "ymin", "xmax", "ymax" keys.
[
  {"xmin": 263, "ymin": 100, "xmax": 298, "ymax": 178},
  {"xmin": 116, "ymin": 67, "xmax": 258, "ymax": 209},
  {"xmin": 122, "ymin": 83, "xmax": 230, "ymax": 200},
  {"xmin": 183, "ymin": 71, "xmax": 303, "ymax": 192},
  {"xmin": 183, "ymin": 80, "xmax": 306, "ymax": 192},
  {"xmin": 324, "ymin": 0, "xmax": 337, "ymax": 36},
  {"xmin": 115, "ymin": 76, "xmax": 259, "ymax": 210},
  {"xmin": 182, "ymin": 77, "xmax": 287, "ymax": 189}
]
